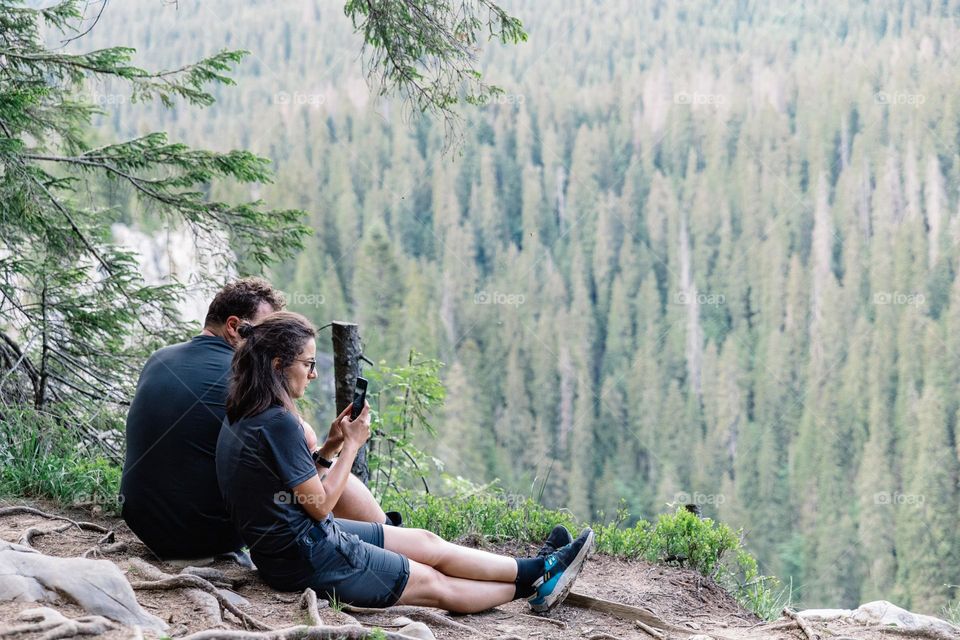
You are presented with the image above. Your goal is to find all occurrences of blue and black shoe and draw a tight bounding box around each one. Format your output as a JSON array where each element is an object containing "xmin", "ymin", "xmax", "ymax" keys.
[
  {"xmin": 536, "ymin": 524, "xmax": 574, "ymax": 558},
  {"xmin": 528, "ymin": 528, "xmax": 594, "ymax": 613}
]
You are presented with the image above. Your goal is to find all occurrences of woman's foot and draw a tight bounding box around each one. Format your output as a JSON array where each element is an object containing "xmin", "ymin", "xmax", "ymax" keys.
[
  {"xmin": 528, "ymin": 528, "xmax": 594, "ymax": 612},
  {"xmin": 536, "ymin": 524, "xmax": 574, "ymax": 557}
]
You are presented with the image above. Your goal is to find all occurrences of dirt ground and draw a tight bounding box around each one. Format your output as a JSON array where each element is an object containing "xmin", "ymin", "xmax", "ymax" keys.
[{"xmin": 0, "ymin": 499, "xmax": 948, "ymax": 640}]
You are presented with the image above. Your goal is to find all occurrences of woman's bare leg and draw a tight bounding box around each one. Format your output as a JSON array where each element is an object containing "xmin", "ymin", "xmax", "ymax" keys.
[
  {"xmin": 397, "ymin": 559, "xmax": 516, "ymax": 613},
  {"xmin": 382, "ymin": 527, "xmax": 519, "ymax": 582},
  {"xmin": 331, "ymin": 473, "xmax": 387, "ymax": 523}
]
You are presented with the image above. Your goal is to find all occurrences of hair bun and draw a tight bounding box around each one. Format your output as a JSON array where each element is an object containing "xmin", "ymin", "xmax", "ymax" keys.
[{"xmin": 237, "ymin": 322, "xmax": 256, "ymax": 339}]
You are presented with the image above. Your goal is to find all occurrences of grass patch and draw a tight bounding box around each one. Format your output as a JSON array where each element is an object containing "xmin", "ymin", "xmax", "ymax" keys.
[
  {"xmin": 942, "ymin": 595, "xmax": 960, "ymax": 626},
  {"xmin": 0, "ymin": 406, "xmax": 122, "ymax": 512}
]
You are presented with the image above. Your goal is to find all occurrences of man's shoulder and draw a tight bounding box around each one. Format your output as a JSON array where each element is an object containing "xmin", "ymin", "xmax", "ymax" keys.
[{"xmin": 147, "ymin": 336, "xmax": 231, "ymax": 367}]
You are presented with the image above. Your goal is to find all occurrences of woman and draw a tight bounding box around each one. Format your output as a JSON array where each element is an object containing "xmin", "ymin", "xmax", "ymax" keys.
[{"xmin": 215, "ymin": 311, "xmax": 593, "ymax": 613}]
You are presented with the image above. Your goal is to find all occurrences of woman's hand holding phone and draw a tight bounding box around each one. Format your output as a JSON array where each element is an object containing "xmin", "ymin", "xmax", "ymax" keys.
[
  {"xmin": 323, "ymin": 411, "xmax": 345, "ymax": 451},
  {"xmin": 340, "ymin": 401, "xmax": 371, "ymax": 448}
]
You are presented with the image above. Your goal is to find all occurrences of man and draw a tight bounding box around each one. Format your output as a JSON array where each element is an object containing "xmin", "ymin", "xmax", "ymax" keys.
[{"xmin": 120, "ymin": 277, "xmax": 392, "ymax": 559}]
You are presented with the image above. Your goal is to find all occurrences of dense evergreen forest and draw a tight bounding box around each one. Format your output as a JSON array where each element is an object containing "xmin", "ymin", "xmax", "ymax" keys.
[{"xmin": 77, "ymin": 0, "xmax": 960, "ymax": 614}]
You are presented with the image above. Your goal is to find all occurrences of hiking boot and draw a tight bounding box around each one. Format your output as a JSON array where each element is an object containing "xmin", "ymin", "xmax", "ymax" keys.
[
  {"xmin": 536, "ymin": 524, "xmax": 574, "ymax": 558},
  {"xmin": 528, "ymin": 528, "xmax": 594, "ymax": 613}
]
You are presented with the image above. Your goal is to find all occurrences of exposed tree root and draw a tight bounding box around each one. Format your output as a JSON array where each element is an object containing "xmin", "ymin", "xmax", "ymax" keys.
[
  {"xmin": 870, "ymin": 626, "xmax": 960, "ymax": 640},
  {"xmin": 634, "ymin": 619, "xmax": 665, "ymax": 639},
  {"xmin": 0, "ymin": 506, "xmax": 108, "ymax": 535},
  {"xmin": 341, "ymin": 604, "xmax": 479, "ymax": 634},
  {"xmin": 520, "ymin": 612, "xmax": 566, "ymax": 628},
  {"xmin": 0, "ymin": 607, "xmax": 117, "ymax": 640},
  {"xmin": 299, "ymin": 588, "xmax": 326, "ymax": 626},
  {"xmin": 181, "ymin": 565, "xmax": 249, "ymax": 589},
  {"xmin": 130, "ymin": 575, "xmax": 271, "ymax": 630},
  {"xmin": 81, "ymin": 542, "xmax": 127, "ymax": 558},
  {"xmin": 784, "ymin": 608, "xmax": 820, "ymax": 640},
  {"xmin": 18, "ymin": 523, "xmax": 72, "ymax": 547},
  {"xmin": 177, "ymin": 624, "xmax": 423, "ymax": 639}
]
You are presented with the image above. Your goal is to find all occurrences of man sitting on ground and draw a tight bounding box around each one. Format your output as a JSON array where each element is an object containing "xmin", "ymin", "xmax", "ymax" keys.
[{"xmin": 120, "ymin": 277, "xmax": 395, "ymax": 560}]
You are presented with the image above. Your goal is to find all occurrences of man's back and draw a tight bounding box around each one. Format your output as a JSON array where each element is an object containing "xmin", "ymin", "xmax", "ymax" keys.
[{"xmin": 120, "ymin": 335, "xmax": 242, "ymax": 558}]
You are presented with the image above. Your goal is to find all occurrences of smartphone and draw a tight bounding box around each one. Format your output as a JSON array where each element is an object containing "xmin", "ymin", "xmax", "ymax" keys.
[{"xmin": 350, "ymin": 377, "xmax": 368, "ymax": 420}]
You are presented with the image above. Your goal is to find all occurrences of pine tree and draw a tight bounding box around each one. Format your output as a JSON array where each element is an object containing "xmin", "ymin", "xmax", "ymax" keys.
[
  {"xmin": 352, "ymin": 222, "xmax": 406, "ymax": 364},
  {"xmin": 0, "ymin": 1, "xmax": 308, "ymax": 454},
  {"xmin": 894, "ymin": 324, "xmax": 959, "ymax": 611},
  {"xmin": 856, "ymin": 327, "xmax": 899, "ymax": 601}
]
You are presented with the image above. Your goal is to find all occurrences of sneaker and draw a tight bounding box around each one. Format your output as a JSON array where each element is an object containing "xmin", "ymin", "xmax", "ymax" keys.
[
  {"xmin": 528, "ymin": 528, "xmax": 594, "ymax": 613},
  {"xmin": 536, "ymin": 524, "xmax": 574, "ymax": 558}
]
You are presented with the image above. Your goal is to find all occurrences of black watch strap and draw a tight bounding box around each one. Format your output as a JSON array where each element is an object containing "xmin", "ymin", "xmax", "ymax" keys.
[{"xmin": 311, "ymin": 449, "xmax": 333, "ymax": 468}]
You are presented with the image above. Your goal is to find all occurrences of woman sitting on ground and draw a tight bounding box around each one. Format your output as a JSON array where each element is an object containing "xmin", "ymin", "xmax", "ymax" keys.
[{"xmin": 215, "ymin": 311, "xmax": 593, "ymax": 613}]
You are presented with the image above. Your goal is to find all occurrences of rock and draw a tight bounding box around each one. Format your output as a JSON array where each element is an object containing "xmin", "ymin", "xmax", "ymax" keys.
[
  {"xmin": 397, "ymin": 621, "xmax": 436, "ymax": 640},
  {"xmin": 0, "ymin": 540, "xmax": 166, "ymax": 632},
  {"xmin": 798, "ymin": 600, "xmax": 960, "ymax": 638},
  {"xmin": 217, "ymin": 588, "xmax": 250, "ymax": 607},
  {"xmin": 852, "ymin": 600, "xmax": 960, "ymax": 636},
  {"xmin": 390, "ymin": 616, "xmax": 415, "ymax": 626},
  {"xmin": 795, "ymin": 608, "xmax": 851, "ymax": 621}
]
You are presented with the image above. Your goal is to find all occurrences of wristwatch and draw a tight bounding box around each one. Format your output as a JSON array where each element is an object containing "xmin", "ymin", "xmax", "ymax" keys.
[{"xmin": 311, "ymin": 449, "xmax": 333, "ymax": 468}]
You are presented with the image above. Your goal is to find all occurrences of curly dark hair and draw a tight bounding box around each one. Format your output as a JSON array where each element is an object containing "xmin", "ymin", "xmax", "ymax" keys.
[
  {"xmin": 226, "ymin": 311, "xmax": 315, "ymax": 423},
  {"xmin": 204, "ymin": 277, "xmax": 286, "ymax": 327}
]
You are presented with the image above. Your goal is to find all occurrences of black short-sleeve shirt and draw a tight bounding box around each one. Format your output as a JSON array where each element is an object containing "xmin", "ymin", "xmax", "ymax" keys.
[
  {"xmin": 216, "ymin": 406, "xmax": 318, "ymax": 559},
  {"xmin": 120, "ymin": 335, "xmax": 242, "ymax": 558}
]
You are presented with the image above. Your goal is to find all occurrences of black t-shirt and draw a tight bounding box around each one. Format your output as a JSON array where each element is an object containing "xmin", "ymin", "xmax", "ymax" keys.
[
  {"xmin": 215, "ymin": 406, "xmax": 318, "ymax": 561},
  {"xmin": 119, "ymin": 335, "xmax": 243, "ymax": 558}
]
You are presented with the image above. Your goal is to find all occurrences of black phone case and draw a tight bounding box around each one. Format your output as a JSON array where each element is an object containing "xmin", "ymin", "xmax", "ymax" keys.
[{"xmin": 350, "ymin": 378, "xmax": 367, "ymax": 420}]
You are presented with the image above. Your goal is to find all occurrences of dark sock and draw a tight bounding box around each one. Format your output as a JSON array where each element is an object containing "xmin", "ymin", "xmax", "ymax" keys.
[
  {"xmin": 384, "ymin": 511, "xmax": 403, "ymax": 527},
  {"xmin": 513, "ymin": 557, "xmax": 545, "ymax": 599}
]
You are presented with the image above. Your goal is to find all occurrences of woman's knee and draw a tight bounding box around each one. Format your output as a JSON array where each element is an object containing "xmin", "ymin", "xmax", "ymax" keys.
[
  {"xmin": 398, "ymin": 561, "xmax": 446, "ymax": 607},
  {"xmin": 383, "ymin": 526, "xmax": 452, "ymax": 567},
  {"xmin": 414, "ymin": 528, "xmax": 448, "ymax": 565}
]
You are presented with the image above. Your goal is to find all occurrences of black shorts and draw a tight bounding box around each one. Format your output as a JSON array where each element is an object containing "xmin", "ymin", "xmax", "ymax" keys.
[{"xmin": 258, "ymin": 517, "xmax": 410, "ymax": 608}]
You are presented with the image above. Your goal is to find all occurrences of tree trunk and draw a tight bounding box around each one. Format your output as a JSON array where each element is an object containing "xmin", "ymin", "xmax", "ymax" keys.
[{"xmin": 331, "ymin": 321, "xmax": 369, "ymax": 484}]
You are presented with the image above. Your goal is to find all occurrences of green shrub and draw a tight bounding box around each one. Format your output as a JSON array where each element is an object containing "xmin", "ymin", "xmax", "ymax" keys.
[
  {"xmin": 0, "ymin": 406, "xmax": 122, "ymax": 512},
  {"xmin": 367, "ymin": 352, "xmax": 446, "ymax": 499}
]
